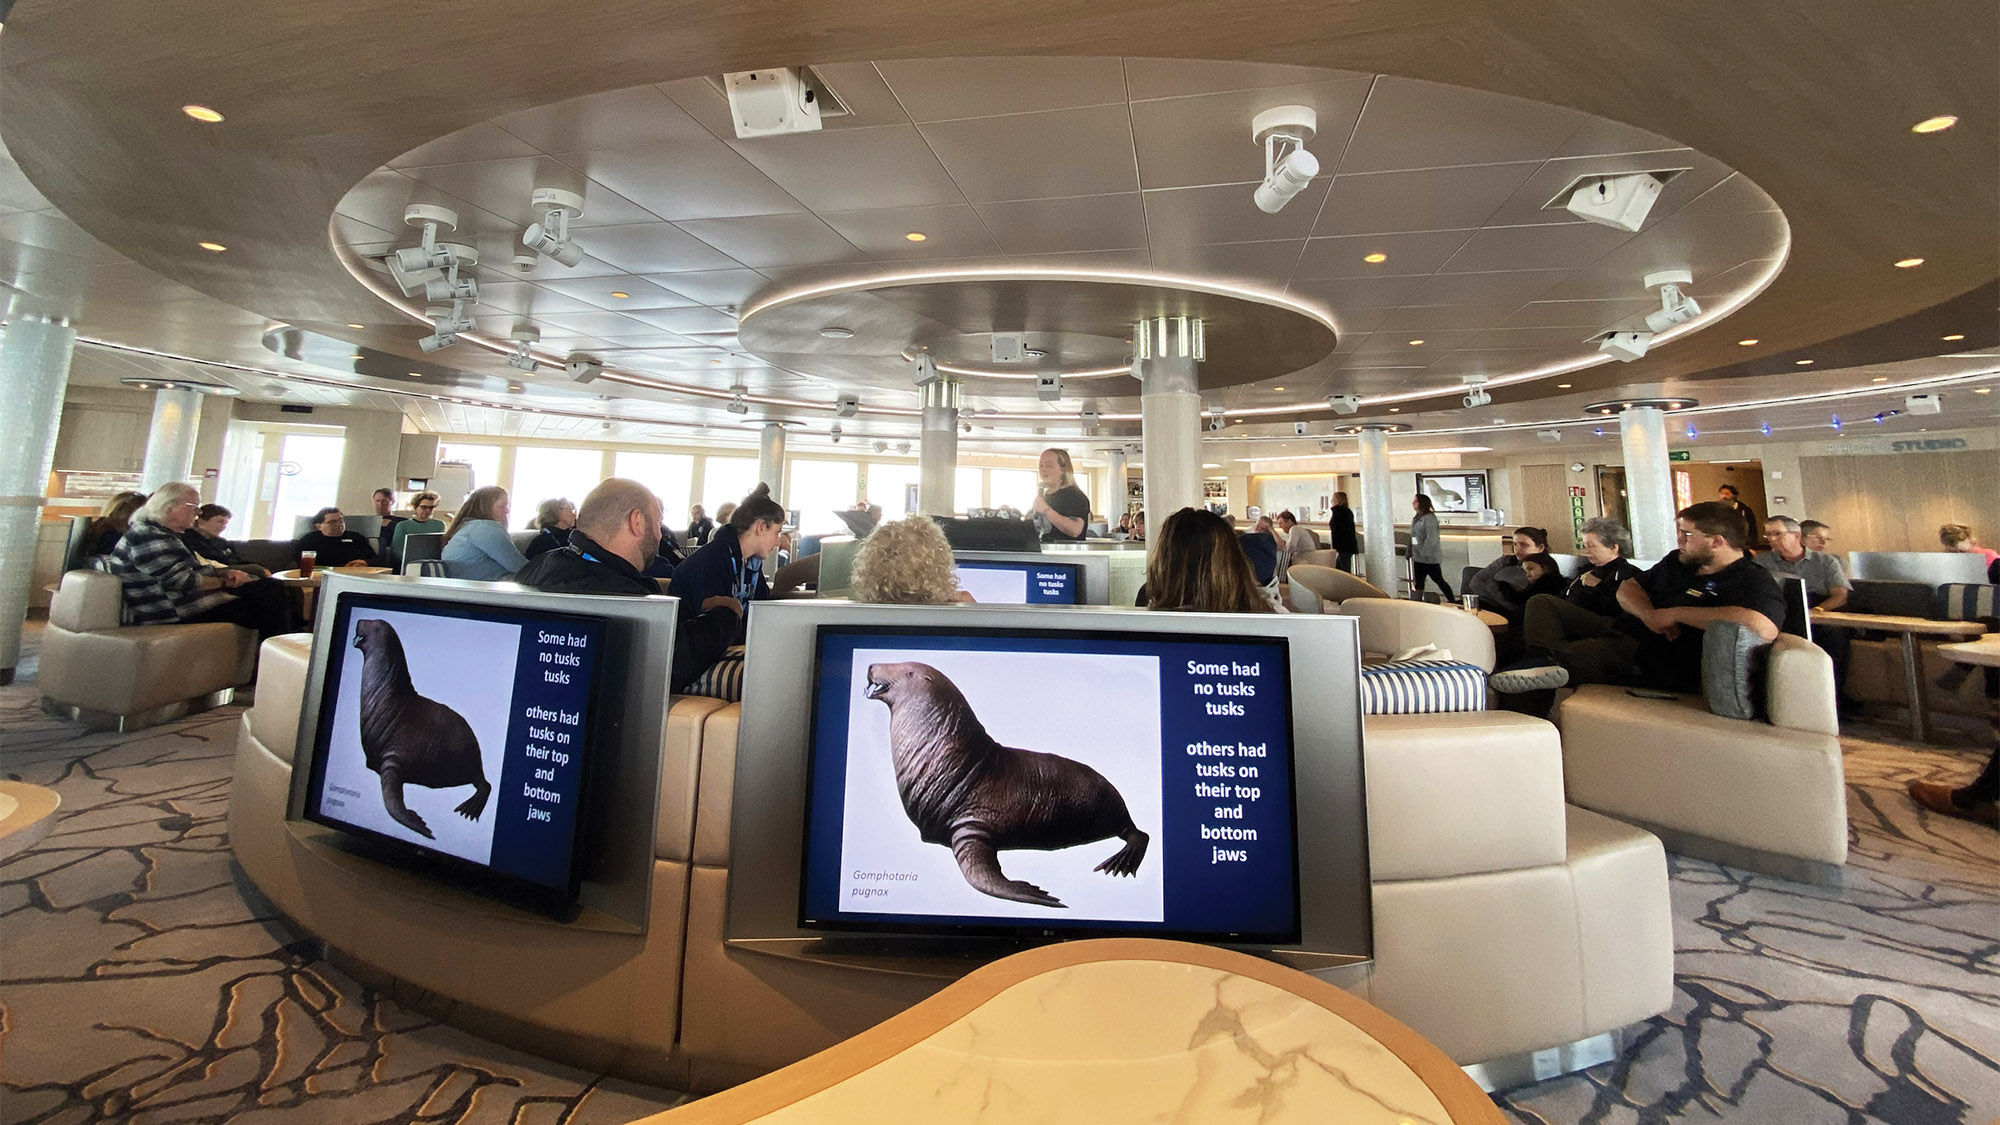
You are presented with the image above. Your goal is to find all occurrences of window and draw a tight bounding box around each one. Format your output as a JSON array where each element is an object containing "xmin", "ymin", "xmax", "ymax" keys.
[
  {"xmin": 268, "ymin": 433, "xmax": 345, "ymax": 539},
  {"xmin": 614, "ymin": 451, "xmax": 694, "ymax": 517},
  {"xmin": 703, "ymin": 456, "xmax": 760, "ymax": 514},
  {"xmin": 787, "ymin": 460, "xmax": 860, "ymax": 535},
  {"xmin": 510, "ymin": 446, "xmax": 606, "ymax": 527},
  {"xmin": 865, "ymin": 463, "xmax": 922, "ymax": 515},
  {"xmin": 437, "ymin": 443, "xmax": 502, "ymax": 492},
  {"xmin": 988, "ymin": 468, "xmax": 1038, "ymax": 512},
  {"xmin": 955, "ymin": 467, "xmax": 984, "ymax": 509}
]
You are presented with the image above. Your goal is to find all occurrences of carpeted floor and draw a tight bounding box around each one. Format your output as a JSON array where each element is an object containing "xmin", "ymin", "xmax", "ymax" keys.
[{"xmin": 3, "ymin": 619, "xmax": 1997, "ymax": 1124}]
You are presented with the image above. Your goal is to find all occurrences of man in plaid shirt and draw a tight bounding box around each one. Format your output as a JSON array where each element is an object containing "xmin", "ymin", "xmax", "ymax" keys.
[{"xmin": 108, "ymin": 482, "xmax": 290, "ymax": 638}]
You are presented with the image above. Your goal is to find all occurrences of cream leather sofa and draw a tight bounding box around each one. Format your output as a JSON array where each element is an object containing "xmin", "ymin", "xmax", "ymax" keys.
[
  {"xmin": 1555, "ymin": 634, "xmax": 1847, "ymax": 886},
  {"xmin": 230, "ymin": 637, "xmax": 1673, "ymax": 1090},
  {"xmin": 1341, "ymin": 597, "xmax": 1498, "ymax": 671},
  {"xmin": 40, "ymin": 569, "xmax": 256, "ymax": 730},
  {"xmin": 1288, "ymin": 564, "xmax": 1392, "ymax": 609}
]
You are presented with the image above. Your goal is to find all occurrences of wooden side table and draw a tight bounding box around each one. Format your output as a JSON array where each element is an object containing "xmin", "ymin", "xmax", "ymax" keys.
[{"xmin": 1811, "ymin": 611, "xmax": 1986, "ymax": 741}]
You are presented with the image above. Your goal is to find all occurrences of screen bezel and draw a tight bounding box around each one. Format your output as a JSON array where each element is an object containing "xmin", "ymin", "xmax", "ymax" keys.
[
  {"xmin": 299, "ymin": 589, "xmax": 610, "ymax": 915},
  {"xmin": 954, "ymin": 550, "xmax": 1111, "ymax": 605},
  {"xmin": 950, "ymin": 558, "xmax": 1086, "ymax": 606},
  {"xmin": 795, "ymin": 622, "xmax": 1302, "ymax": 943}
]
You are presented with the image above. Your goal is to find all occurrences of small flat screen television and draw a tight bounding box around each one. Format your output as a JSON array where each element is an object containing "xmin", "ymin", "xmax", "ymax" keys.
[
  {"xmin": 1414, "ymin": 471, "xmax": 1489, "ymax": 515},
  {"xmin": 799, "ymin": 624, "xmax": 1300, "ymax": 942},
  {"xmin": 301, "ymin": 590, "xmax": 608, "ymax": 912},
  {"xmin": 951, "ymin": 550, "xmax": 1111, "ymax": 606}
]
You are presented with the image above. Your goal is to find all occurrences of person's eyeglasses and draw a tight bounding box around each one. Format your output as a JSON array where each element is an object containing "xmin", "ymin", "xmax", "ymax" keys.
[{"xmin": 174, "ymin": 500, "xmax": 200, "ymax": 511}]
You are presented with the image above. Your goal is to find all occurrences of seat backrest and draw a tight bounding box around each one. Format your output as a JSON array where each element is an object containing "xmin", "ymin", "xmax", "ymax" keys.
[
  {"xmin": 1937, "ymin": 582, "xmax": 1999, "ymax": 623},
  {"xmin": 1847, "ymin": 579, "xmax": 1938, "ymax": 619},
  {"xmin": 508, "ymin": 530, "xmax": 538, "ymax": 555},
  {"xmin": 1292, "ymin": 548, "xmax": 1342, "ymax": 570},
  {"xmin": 404, "ymin": 559, "xmax": 450, "ymax": 578},
  {"xmin": 49, "ymin": 569, "xmax": 126, "ymax": 632},
  {"xmin": 1776, "ymin": 574, "xmax": 1813, "ymax": 639},
  {"xmin": 401, "ymin": 532, "xmax": 445, "ymax": 565},
  {"xmin": 1549, "ymin": 553, "xmax": 1588, "ymax": 577},
  {"xmin": 1289, "ymin": 564, "xmax": 1389, "ymax": 606},
  {"xmin": 1340, "ymin": 598, "xmax": 1498, "ymax": 671},
  {"xmin": 63, "ymin": 515, "xmax": 96, "ymax": 570},
  {"xmin": 1765, "ymin": 633, "xmax": 1837, "ymax": 734},
  {"xmin": 1289, "ymin": 579, "xmax": 1322, "ymax": 614},
  {"xmin": 1848, "ymin": 550, "xmax": 1987, "ymax": 584}
]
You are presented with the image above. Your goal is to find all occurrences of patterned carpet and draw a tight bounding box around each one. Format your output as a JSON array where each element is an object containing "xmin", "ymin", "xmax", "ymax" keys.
[{"xmin": 3, "ymin": 620, "xmax": 1997, "ymax": 1124}]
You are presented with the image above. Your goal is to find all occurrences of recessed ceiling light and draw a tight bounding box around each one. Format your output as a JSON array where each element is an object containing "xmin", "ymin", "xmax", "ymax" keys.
[
  {"xmin": 349, "ymin": 353, "xmax": 363, "ymax": 360},
  {"xmin": 1272, "ymin": 386, "xmax": 1285, "ymax": 391},
  {"xmin": 1872, "ymin": 376, "xmax": 1889, "ymax": 382},
  {"xmin": 1557, "ymin": 383, "xmax": 1572, "ymax": 389},
  {"xmin": 1795, "ymin": 359, "xmax": 1815, "ymax": 365},
  {"xmin": 1894, "ymin": 258, "xmax": 1925, "ymax": 268},
  {"xmin": 1363, "ymin": 253, "xmax": 1388, "ymax": 264},
  {"xmin": 1388, "ymin": 407, "xmax": 1400, "ymax": 412},
  {"xmin": 904, "ymin": 232, "xmax": 928, "ymax": 242},
  {"xmin": 609, "ymin": 291, "xmax": 630, "ymax": 299},
  {"xmin": 1737, "ymin": 339, "xmax": 1759, "ymax": 346},
  {"xmin": 819, "ymin": 326, "xmax": 855, "ymax": 339},
  {"xmin": 1408, "ymin": 339, "xmax": 1424, "ymax": 346},
  {"xmin": 1912, "ymin": 115, "xmax": 1958, "ymax": 133},
  {"xmin": 1943, "ymin": 333, "xmax": 1965, "ymax": 341},
  {"xmin": 181, "ymin": 104, "xmax": 224, "ymax": 123},
  {"xmin": 1975, "ymin": 388, "xmax": 1991, "ymax": 394},
  {"xmin": 197, "ymin": 241, "xmax": 226, "ymax": 252},
  {"xmin": 345, "ymin": 322, "xmax": 364, "ymax": 329}
]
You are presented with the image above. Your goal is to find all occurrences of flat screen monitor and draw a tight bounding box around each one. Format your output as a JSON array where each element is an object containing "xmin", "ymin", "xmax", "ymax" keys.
[
  {"xmin": 937, "ymin": 516, "xmax": 1042, "ymax": 553},
  {"xmin": 799, "ymin": 624, "xmax": 1299, "ymax": 942},
  {"xmin": 1414, "ymin": 471, "xmax": 1489, "ymax": 514},
  {"xmin": 300, "ymin": 590, "xmax": 609, "ymax": 912},
  {"xmin": 725, "ymin": 602, "xmax": 1370, "ymax": 970},
  {"xmin": 952, "ymin": 550, "xmax": 1111, "ymax": 606}
]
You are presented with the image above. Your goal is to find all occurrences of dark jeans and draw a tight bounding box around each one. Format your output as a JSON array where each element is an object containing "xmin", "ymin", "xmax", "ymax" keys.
[
  {"xmin": 1522, "ymin": 594, "xmax": 1642, "ymax": 686},
  {"xmin": 1811, "ymin": 623, "xmax": 1852, "ymax": 698},
  {"xmin": 1411, "ymin": 562, "xmax": 1453, "ymax": 599},
  {"xmin": 185, "ymin": 578, "xmax": 291, "ymax": 639},
  {"xmin": 1335, "ymin": 551, "xmax": 1355, "ymax": 573}
]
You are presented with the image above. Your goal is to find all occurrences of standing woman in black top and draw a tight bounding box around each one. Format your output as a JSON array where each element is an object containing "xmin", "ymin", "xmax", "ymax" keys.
[
  {"xmin": 1031, "ymin": 447, "xmax": 1091, "ymax": 542},
  {"xmin": 1329, "ymin": 491, "xmax": 1358, "ymax": 572}
]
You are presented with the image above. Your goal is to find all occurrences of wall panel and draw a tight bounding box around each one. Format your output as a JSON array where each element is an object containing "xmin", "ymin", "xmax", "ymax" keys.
[{"xmin": 1799, "ymin": 450, "xmax": 2000, "ymax": 553}]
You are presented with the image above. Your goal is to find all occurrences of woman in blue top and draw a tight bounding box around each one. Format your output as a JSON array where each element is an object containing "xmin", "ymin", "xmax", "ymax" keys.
[
  {"xmin": 672, "ymin": 483, "xmax": 785, "ymax": 647},
  {"xmin": 1409, "ymin": 493, "xmax": 1454, "ymax": 600},
  {"xmin": 440, "ymin": 486, "xmax": 530, "ymax": 581}
]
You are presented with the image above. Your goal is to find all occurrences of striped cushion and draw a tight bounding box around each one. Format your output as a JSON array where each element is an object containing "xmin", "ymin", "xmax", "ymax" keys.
[
  {"xmin": 1359, "ymin": 659, "xmax": 1488, "ymax": 715},
  {"xmin": 684, "ymin": 654, "xmax": 746, "ymax": 702},
  {"xmin": 1937, "ymin": 582, "xmax": 1999, "ymax": 622}
]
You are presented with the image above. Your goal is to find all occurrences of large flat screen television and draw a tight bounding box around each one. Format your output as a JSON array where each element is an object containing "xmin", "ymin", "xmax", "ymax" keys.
[
  {"xmin": 726, "ymin": 602, "xmax": 1370, "ymax": 970},
  {"xmin": 800, "ymin": 624, "xmax": 1299, "ymax": 942},
  {"xmin": 289, "ymin": 574, "xmax": 684, "ymax": 928},
  {"xmin": 1413, "ymin": 471, "xmax": 1489, "ymax": 515},
  {"xmin": 952, "ymin": 550, "xmax": 1111, "ymax": 606}
]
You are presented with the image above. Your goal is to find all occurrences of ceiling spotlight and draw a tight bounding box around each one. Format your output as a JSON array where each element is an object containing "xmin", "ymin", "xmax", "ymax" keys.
[
  {"xmin": 508, "ymin": 252, "xmax": 539, "ymax": 276},
  {"xmin": 1460, "ymin": 375, "xmax": 1492, "ymax": 409},
  {"xmin": 345, "ymin": 322, "xmax": 365, "ymax": 329},
  {"xmin": 1795, "ymin": 359, "xmax": 1815, "ymax": 365},
  {"xmin": 1871, "ymin": 376, "xmax": 1889, "ymax": 382},
  {"xmin": 1407, "ymin": 339, "xmax": 1424, "ymax": 346},
  {"xmin": 726, "ymin": 383, "xmax": 749, "ymax": 414},
  {"xmin": 389, "ymin": 204, "xmax": 471, "ymax": 274},
  {"xmin": 904, "ymin": 232, "xmax": 927, "ymax": 242},
  {"xmin": 1737, "ymin": 338, "xmax": 1759, "ymax": 346},
  {"xmin": 1894, "ymin": 257, "xmax": 1925, "ymax": 269},
  {"xmin": 1250, "ymin": 105, "xmax": 1319, "ymax": 214},
  {"xmin": 506, "ymin": 322, "xmax": 541, "ymax": 373},
  {"xmin": 1556, "ymin": 383, "xmax": 1572, "ymax": 389},
  {"xmin": 1760, "ymin": 422, "xmax": 1772, "ymax": 436},
  {"xmin": 1911, "ymin": 115, "xmax": 1958, "ymax": 133},
  {"xmin": 819, "ymin": 326, "xmax": 855, "ymax": 339},
  {"xmin": 198, "ymin": 241, "xmax": 227, "ymax": 252},
  {"xmin": 1566, "ymin": 172, "xmax": 1664, "ymax": 232},
  {"xmin": 829, "ymin": 423, "xmax": 843, "ymax": 442},
  {"xmin": 1975, "ymin": 388, "xmax": 1991, "ymax": 394},
  {"xmin": 1208, "ymin": 405, "xmax": 1226, "ymax": 432},
  {"xmin": 1943, "ymin": 334, "xmax": 1965, "ymax": 341},
  {"xmin": 1363, "ymin": 252, "xmax": 1388, "ymax": 264},
  {"xmin": 416, "ymin": 303, "xmax": 476, "ymax": 352},
  {"xmin": 608, "ymin": 290, "xmax": 630, "ymax": 300},
  {"xmin": 1599, "ymin": 331, "xmax": 1652, "ymax": 362},
  {"xmin": 1642, "ymin": 269, "xmax": 1701, "ymax": 332},
  {"xmin": 1388, "ymin": 407, "xmax": 1400, "ymax": 413},
  {"xmin": 521, "ymin": 187, "xmax": 586, "ymax": 269},
  {"xmin": 422, "ymin": 270, "xmax": 478, "ymax": 303},
  {"xmin": 181, "ymin": 104, "xmax": 224, "ymax": 123}
]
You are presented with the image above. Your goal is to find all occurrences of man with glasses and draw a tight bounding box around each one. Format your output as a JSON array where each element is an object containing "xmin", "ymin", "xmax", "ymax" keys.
[
  {"xmin": 1800, "ymin": 520, "xmax": 1834, "ymax": 555},
  {"xmin": 1493, "ymin": 501, "xmax": 1783, "ymax": 698},
  {"xmin": 297, "ymin": 507, "xmax": 381, "ymax": 568},
  {"xmin": 1758, "ymin": 515, "xmax": 1854, "ymax": 704}
]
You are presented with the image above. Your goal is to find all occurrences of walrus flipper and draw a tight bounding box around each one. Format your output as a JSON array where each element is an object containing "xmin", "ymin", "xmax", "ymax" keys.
[
  {"xmin": 454, "ymin": 777, "xmax": 492, "ymax": 821},
  {"xmin": 379, "ymin": 768, "xmax": 434, "ymax": 839},
  {"xmin": 1094, "ymin": 828, "xmax": 1150, "ymax": 877},
  {"xmin": 951, "ymin": 835, "xmax": 1064, "ymax": 908}
]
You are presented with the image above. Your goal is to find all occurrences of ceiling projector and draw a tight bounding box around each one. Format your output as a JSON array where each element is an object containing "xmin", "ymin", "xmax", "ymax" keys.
[
  {"xmin": 1327, "ymin": 393, "xmax": 1361, "ymax": 415},
  {"xmin": 1566, "ymin": 172, "xmax": 1664, "ymax": 232},
  {"xmin": 725, "ymin": 69, "xmax": 822, "ymax": 138},
  {"xmin": 1600, "ymin": 331, "xmax": 1653, "ymax": 362}
]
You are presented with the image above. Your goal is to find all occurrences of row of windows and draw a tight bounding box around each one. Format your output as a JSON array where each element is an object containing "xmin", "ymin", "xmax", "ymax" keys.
[{"xmin": 434, "ymin": 444, "xmax": 1094, "ymax": 537}]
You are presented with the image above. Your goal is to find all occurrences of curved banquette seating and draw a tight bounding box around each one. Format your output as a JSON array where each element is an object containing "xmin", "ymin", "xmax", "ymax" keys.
[
  {"xmin": 1342, "ymin": 598, "xmax": 1498, "ymax": 671},
  {"xmin": 40, "ymin": 569, "xmax": 257, "ymax": 730},
  {"xmin": 230, "ymin": 632, "xmax": 1672, "ymax": 1091},
  {"xmin": 1288, "ymin": 564, "xmax": 1392, "ymax": 608}
]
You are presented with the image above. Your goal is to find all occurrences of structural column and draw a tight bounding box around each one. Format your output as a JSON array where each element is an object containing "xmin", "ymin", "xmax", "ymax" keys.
[
  {"xmin": 1617, "ymin": 403, "xmax": 1677, "ymax": 560},
  {"xmin": 1133, "ymin": 315, "xmax": 1205, "ymax": 538},
  {"xmin": 139, "ymin": 384, "xmax": 202, "ymax": 491},
  {"xmin": 1103, "ymin": 447, "xmax": 1127, "ymax": 516},
  {"xmin": 918, "ymin": 380, "xmax": 960, "ymax": 518},
  {"xmin": 1357, "ymin": 424, "xmax": 1397, "ymax": 590},
  {"xmin": 0, "ymin": 314, "xmax": 79, "ymax": 684},
  {"xmin": 756, "ymin": 421, "xmax": 787, "ymax": 503}
]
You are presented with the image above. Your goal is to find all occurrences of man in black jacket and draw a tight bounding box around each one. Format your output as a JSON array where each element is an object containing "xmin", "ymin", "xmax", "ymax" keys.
[
  {"xmin": 516, "ymin": 478, "xmax": 741, "ymax": 692},
  {"xmin": 1329, "ymin": 492, "xmax": 1358, "ymax": 572}
]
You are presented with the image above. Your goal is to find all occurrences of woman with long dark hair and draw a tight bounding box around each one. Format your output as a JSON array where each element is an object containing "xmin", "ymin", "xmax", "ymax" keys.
[
  {"xmin": 1140, "ymin": 508, "xmax": 1274, "ymax": 613},
  {"xmin": 1409, "ymin": 493, "xmax": 1454, "ymax": 600}
]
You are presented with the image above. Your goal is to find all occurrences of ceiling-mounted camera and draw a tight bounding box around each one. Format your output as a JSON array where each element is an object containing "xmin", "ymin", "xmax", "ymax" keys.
[
  {"xmin": 829, "ymin": 422, "xmax": 843, "ymax": 442},
  {"xmin": 835, "ymin": 393, "xmax": 859, "ymax": 418},
  {"xmin": 911, "ymin": 353, "xmax": 939, "ymax": 387},
  {"xmin": 564, "ymin": 355, "xmax": 604, "ymax": 384},
  {"xmin": 1037, "ymin": 372, "xmax": 1062, "ymax": 402},
  {"xmin": 1327, "ymin": 393, "xmax": 1361, "ymax": 415}
]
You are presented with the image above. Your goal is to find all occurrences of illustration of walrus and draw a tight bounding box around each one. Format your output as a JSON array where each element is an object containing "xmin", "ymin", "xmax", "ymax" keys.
[
  {"xmin": 352, "ymin": 618, "xmax": 492, "ymax": 839},
  {"xmin": 864, "ymin": 661, "xmax": 1149, "ymax": 908}
]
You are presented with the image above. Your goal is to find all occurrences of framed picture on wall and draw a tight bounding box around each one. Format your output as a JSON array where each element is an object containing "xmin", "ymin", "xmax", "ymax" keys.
[{"xmin": 1414, "ymin": 471, "xmax": 1489, "ymax": 514}]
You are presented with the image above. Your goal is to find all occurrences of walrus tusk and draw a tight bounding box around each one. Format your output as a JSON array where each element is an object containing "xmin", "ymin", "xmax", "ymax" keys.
[{"xmin": 865, "ymin": 678, "xmax": 889, "ymax": 699}]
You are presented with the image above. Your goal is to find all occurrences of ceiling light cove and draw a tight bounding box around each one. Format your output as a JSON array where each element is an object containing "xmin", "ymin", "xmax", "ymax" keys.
[
  {"xmin": 1893, "ymin": 258, "xmax": 1925, "ymax": 269},
  {"xmin": 1738, "ymin": 338, "xmax": 1759, "ymax": 346},
  {"xmin": 181, "ymin": 104, "xmax": 224, "ymax": 123},
  {"xmin": 903, "ymin": 232, "xmax": 927, "ymax": 242},
  {"xmin": 1911, "ymin": 115, "xmax": 1958, "ymax": 133},
  {"xmin": 1943, "ymin": 334, "xmax": 1965, "ymax": 341},
  {"xmin": 197, "ymin": 241, "xmax": 226, "ymax": 252},
  {"xmin": 1362, "ymin": 253, "xmax": 1388, "ymax": 264}
]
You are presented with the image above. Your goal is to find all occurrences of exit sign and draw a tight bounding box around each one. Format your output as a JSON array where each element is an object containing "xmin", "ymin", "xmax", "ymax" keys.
[{"xmin": 1668, "ymin": 450, "xmax": 1692, "ymax": 462}]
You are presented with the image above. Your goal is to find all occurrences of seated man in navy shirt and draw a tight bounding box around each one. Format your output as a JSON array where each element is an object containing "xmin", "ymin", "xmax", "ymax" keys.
[
  {"xmin": 1493, "ymin": 501, "xmax": 1783, "ymax": 697},
  {"xmin": 296, "ymin": 507, "xmax": 381, "ymax": 569}
]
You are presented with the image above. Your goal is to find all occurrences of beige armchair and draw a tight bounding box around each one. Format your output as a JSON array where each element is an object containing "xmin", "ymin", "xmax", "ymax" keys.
[
  {"xmin": 38, "ymin": 569, "xmax": 257, "ymax": 730},
  {"xmin": 1555, "ymin": 634, "xmax": 1846, "ymax": 885},
  {"xmin": 1288, "ymin": 564, "xmax": 1391, "ymax": 610},
  {"xmin": 1340, "ymin": 597, "xmax": 1498, "ymax": 671}
]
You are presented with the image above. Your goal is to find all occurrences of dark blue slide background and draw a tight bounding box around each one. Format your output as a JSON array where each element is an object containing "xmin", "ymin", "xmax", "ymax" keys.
[
  {"xmin": 488, "ymin": 617, "xmax": 603, "ymax": 890},
  {"xmin": 802, "ymin": 627, "xmax": 1298, "ymax": 939}
]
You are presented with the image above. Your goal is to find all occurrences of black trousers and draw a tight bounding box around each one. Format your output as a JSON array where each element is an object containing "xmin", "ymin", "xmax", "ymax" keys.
[
  {"xmin": 1411, "ymin": 562, "xmax": 1453, "ymax": 599},
  {"xmin": 1334, "ymin": 551, "xmax": 1356, "ymax": 573},
  {"xmin": 185, "ymin": 578, "xmax": 291, "ymax": 639}
]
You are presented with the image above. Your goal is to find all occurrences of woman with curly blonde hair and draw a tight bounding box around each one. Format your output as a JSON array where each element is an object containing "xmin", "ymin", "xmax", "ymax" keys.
[{"xmin": 851, "ymin": 517, "xmax": 972, "ymax": 604}]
